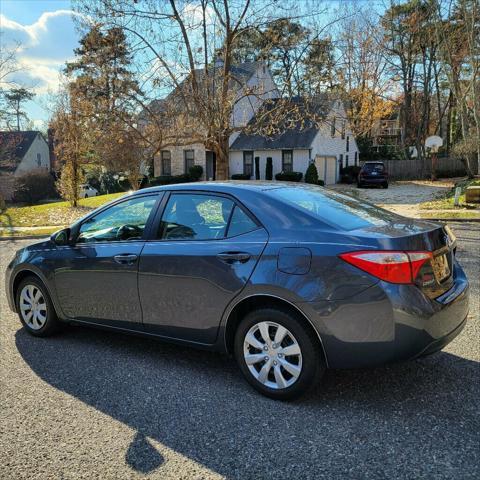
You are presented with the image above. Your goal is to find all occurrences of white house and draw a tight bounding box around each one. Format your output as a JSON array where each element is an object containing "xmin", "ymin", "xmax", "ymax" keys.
[
  {"xmin": 148, "ymin": 61, "xmax": 359, "ymax": 184},
  {"xmin": 0, "ymin": 131, "xmax": 51, "ymax": 200},
  {"xmin": 152, "ymin": 61, "xmax": 280, "ymax": 179},
  {"xmin": 229, "ymin": 96, "xmax": 359, "ymax": 185}
]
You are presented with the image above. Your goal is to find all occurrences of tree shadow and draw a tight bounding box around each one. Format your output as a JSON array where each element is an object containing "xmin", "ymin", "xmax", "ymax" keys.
[{"xmin": 15, "ymin": 324, "xmax": 479, "ymax": 479}]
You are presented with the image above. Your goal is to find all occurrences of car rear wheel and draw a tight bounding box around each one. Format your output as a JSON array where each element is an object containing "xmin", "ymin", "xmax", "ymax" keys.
[
  {"xmin": 234, "ymin": 308, "xmax": 325, "ymax": 400},
  {"xmin": 16, "ymin": 276, "xmax": 60, "ymax": 337},
  {"xmin": 382, "ymin": 182, "xmax": 389, "ymax": 189}
]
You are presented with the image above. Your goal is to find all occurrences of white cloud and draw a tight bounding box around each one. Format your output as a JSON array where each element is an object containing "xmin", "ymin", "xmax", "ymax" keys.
[{"xmin": 1, "ymin": 10, "xmax": 83, "ymax": 94}]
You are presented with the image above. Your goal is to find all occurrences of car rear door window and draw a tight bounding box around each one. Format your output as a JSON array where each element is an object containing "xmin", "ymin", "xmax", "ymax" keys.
[
  {"xmin": 226, "ymin": 206, "xmax": 258, "ymax": 237},
  {"xmin": 158, "ymin": 193, "xmax": 234, "ymax": 240}
]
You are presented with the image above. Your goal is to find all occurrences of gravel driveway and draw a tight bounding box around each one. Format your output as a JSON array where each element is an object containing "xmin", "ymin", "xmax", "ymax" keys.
[
  {"xmin": 1, "ymin": 223, "xmax": 479, "ymax": 480},
  {"xmin": 331, "ymin": 180, "xmax": 456, "ymax": 217}
]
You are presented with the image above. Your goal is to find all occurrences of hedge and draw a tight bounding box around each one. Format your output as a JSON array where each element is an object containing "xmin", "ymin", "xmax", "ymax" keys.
[
  {"xmin": 275, "ymin": 171, "xmax": 303, "ymax": 182},
  {"xmin": 231, "ymin": 173, "xmax": 251, "ymax": 180}
]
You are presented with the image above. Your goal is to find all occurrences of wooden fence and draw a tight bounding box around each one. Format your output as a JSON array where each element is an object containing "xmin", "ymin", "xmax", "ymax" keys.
[{"xmin": 360, "ymin": 157, "xmax": 469, "ymax": 180}]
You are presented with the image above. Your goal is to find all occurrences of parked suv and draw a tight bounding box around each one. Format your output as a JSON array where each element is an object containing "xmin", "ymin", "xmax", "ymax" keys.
[{"xmin": 357, "ymin": 162, "xmax": 388, "ymax": 188}]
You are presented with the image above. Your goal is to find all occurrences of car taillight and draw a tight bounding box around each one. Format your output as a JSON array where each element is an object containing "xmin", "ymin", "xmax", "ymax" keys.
[{"xmin": 339, "ymin": 250, "xmax": 432, "ymax": 284}]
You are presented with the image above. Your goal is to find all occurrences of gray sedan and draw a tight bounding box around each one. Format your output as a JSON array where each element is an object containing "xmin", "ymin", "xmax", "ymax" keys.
[{"xmin": 5, "ymin": 182, "xmax": 469, "ymax": 399}]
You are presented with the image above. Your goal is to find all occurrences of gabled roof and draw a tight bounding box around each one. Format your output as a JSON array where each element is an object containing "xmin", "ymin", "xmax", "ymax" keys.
[
  {"xmin": 0, "ymin": 131, "xmax": 41, "ymax": 173},
  {"xmin": 141, "ymin": 61, "xmax": 267, "ymax": 120},
  {"xmin": 230, "ymin": 95, "xmax": 337, "ymax": 151}
]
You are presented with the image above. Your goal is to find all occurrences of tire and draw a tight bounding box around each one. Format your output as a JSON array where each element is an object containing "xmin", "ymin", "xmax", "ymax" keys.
[
  {"xmin": 357, "ymin": 182, "xmax": 362, "ymax": 188},
  {"xmin": 234, "ymin": 308, "xmax": 325, "ymax": 400},
  {"xmin": 16, "ymin": 276, "xmax": 61, "ymax": 337},
  {"xmin": 84, "ymin": 194, "xmax": 88, "ymax": 198},
  {"xmin": 383, "ymin": 182, "xmax": 389, "ymax": 189}
]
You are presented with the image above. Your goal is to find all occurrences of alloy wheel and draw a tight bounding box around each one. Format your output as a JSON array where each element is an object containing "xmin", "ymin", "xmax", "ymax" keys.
[
  {"xmin": 243, "ymin": 321, "xmax": 302, "ymax": 390},
  {"xmin": 19, "ymin": 284, "xmax": 47, "ymax": 330}
]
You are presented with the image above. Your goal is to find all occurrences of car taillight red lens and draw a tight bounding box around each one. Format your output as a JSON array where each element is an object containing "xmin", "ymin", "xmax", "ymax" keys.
[{"xmin": 339, "ymin": 250, "xmax": 433, "ymax": 284}]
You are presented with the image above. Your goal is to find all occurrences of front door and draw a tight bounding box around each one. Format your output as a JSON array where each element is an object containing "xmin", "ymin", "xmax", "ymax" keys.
[
  {"xmin": 54, "ymin": 194, "xmax": 160, "ymax": 328},
  {"xmin": 206, "ymin": 151, "xmax": 216, "ymax": 180},
  {"xmin": 139, "ymin": 192, "xmax": 268, "ymax": 344}
]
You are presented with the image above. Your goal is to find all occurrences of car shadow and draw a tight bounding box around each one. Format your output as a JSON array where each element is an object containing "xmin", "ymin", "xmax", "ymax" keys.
[{"xmin": 15, "ymin": 325, "xmax": 479, "ymax": 479}]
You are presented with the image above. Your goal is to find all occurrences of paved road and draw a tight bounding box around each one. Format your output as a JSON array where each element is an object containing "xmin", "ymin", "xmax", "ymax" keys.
[{"xmin": 1, "ymin": 223, "xmax": 479, "ymax": 480}]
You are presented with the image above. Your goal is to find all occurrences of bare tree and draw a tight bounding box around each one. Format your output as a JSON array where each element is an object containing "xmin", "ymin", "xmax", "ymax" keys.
[{"xmin": 74, "ymin": 0, "xmax": 335, "ymax": 180}]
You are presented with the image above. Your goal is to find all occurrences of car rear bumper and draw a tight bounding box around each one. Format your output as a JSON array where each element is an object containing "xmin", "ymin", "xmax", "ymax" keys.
[
  {"xmin": 358, "ymin": 177, "xmax": 387, "ymax": 185},
  {"xmin": 299, "ymin": 263, "xmax": 469, "ymax": 369}
]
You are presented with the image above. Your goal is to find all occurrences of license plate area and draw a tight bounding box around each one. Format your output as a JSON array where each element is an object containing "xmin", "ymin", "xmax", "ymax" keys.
[{"xmin": 432, "ymin": 253, "xmax": 451, "ymax": 283}]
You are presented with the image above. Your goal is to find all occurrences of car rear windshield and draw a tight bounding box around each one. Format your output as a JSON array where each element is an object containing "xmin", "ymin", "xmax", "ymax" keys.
[
  {"xmin": 267, "ymin": 186, "xmax": 397, "ymax": 230},
  {"xmin": 362, "ymin": 163, "xmax": 385, "ymax": 173}
]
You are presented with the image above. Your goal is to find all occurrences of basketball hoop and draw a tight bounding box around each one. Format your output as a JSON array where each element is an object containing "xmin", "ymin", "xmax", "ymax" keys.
[
  {"xmin": 425, "ymin": 135, "xmax": 443, "ymax": 153},
  {"xmin": 425, "ymin": 136, "xmax": 443, "ymax": 181}
]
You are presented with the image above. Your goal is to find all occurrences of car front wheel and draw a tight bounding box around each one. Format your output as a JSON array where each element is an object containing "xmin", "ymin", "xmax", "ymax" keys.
[
  {"xmin": 16, "ymin": 276, "xmax": 60, "ymax": 337},
  {"xmin": 234, "ymin": 308, "xmax": 325, "ymax": 400}
]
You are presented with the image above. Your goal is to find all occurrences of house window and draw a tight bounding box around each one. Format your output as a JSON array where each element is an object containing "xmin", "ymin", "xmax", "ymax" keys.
[
  {"xmin": 345, "ymin": 155, "xmax": 349, "ymax": 167},
  {"xmin": 341, "ymin": 121, "xmax": 346, "ymax": 140},
  {"xmin": 161, "ymin": 150, "xmax": 171, "ymax": 175},
  {"xmin": 331, "ymin": 117, "xmax": 336, "ymax": 137},
  {"xmin": 339, "ymin": 154, "xmax": 343, "ymax": 169},
  {"xmin": 346, "ymin": 135, "xmax": 350, "ymax": 152},
  {"xmin": 37, "ymin": 153, "xmax": 41, "ymax": 166},
  {"xmin": 184, "ymin": 150, "xmax": 194, "ymax": 173},
  {"xmin": 354, "ymin": 151, "xmax": 358, "ymax": 165},
  {"xmin": 282, "ymin": 150, "xmax": 293, "ymax": 172},
  {"xmin": 243, "ymin": 151, "xmax": 253, "ymax": 177}
]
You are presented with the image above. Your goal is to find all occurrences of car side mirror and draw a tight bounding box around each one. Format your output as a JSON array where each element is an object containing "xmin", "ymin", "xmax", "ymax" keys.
[{"xmin": 51, "ymin": 228, "xmax": 71, "ymax": 246}]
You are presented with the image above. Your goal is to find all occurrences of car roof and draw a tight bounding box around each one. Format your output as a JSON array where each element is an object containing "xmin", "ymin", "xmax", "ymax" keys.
[
  {"xmin": 134, "ymin": 181, "xmax": 301, "ymax": 196},
  {"xmin": 362, "ymin": 161, "xmax": 384, "ymax": 164}
]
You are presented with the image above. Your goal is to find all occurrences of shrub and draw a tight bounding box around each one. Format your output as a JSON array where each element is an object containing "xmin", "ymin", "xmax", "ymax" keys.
[
  {"xmin": 14, "ymin": 172, "xmax": 58, "ymax": 204},
  {"xmin": 231, "ymin": 173, "xmax": 251, "ymax": 180},
  {"xmin": 189, "ymin": 165, "xmax": 203, "ymax": 181},
  {"xmin": 255, "ymin": 156, "xmax": 260, "ymax": 180},
  {"xmin": 265, "ymin": 157, "xmax": 273, "ymax": 180},
  {"xmin": 149, "ymin": 174, "xmax": 194, "ymax": 187},
  {"xmin": 275, "ymin": 171, "xmax": 303, "ymax": 182},
  {"xmin": 340, "ymin": 165, "xmax": 361, "ymax": 184},
  {"xmin": 98, "ymin": 172, "xmax": 125, "ymax": 194},
  {"xmin": 305, "ymin": 163, "xmax": 319, "ymax": 184}
]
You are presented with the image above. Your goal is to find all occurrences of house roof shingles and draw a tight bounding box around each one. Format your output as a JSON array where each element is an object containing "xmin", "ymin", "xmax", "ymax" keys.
[
  {"xmin": 0, "ymin": 131, "xmax": 40, "ymax": 173},
  {"xmin": 230, "ymin": 95, "xmax": 336, "ymax": 151}
]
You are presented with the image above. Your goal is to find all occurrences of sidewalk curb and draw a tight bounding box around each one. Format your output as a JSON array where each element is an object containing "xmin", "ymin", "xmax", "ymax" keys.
[{"xmin": 419, "ymin": 218, "xmax": 480, "ymax": 223}]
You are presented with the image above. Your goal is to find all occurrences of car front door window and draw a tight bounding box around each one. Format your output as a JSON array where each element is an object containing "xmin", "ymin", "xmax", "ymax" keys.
[{"xmin": 77, "ymin": 195, "xmax": 158, "ymax": 244}]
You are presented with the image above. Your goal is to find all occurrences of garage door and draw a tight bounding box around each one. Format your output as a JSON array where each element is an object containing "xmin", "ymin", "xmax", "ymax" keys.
[{"xmin": 315, "ymin": 155, "xmax": 337, "ymax": 185}]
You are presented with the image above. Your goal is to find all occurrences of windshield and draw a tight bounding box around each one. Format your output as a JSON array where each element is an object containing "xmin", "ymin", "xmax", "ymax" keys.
[
  {"xmin": 362, "ymin": 163, "xmax": 385, "ymax": 173},
  {"xmin": 266, "ymin": 186, "xmax": 398, "ymax": 230}
]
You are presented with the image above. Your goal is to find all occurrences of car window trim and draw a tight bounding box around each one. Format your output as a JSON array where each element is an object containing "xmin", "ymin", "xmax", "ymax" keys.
[
  {"xmin": 73, "ymin": 192, "xmax": 164, "ymax": 245},
  {"xmin": 145, "ymin": 190, "xmax": 263, "ymax": 243}
]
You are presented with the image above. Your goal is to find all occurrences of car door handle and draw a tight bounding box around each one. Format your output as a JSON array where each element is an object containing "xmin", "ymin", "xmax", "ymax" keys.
[
  {"xmin": 113, "ymin": 254, "xmax": 138, "ymax": 265},
  {"xmin": 217, "ymin": 252, "xmax": 251, "ymax": 264}
]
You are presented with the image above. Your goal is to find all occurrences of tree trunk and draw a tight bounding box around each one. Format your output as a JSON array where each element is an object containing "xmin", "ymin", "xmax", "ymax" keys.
[{"xmin": 214, "ymin": 136, "xmax": 230, "ymax": 180}]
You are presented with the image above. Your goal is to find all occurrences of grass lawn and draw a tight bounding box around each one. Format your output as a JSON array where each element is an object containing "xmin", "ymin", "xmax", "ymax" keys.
[
  {"xmin": 0, "ymin": 193, "xmax": 126, "ymax": 235},
  {"xmin": 420, "ymin": 179, "xmax": 480, "ymax": 210}
]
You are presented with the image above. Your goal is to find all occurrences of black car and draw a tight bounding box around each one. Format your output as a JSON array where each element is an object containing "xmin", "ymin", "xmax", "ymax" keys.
[
  {"xmin": 5, "ymin": 182, "xmax": 469, "ymax": 399},
  {"xmin": 358, "ymin": 162, "xmax": 389, "ymax": 188}
]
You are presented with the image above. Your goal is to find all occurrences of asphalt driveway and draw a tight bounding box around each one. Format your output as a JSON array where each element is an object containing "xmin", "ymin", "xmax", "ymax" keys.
[{"xmin": 1, "ymin": 223, "xmax": 479, "ymax": 479}]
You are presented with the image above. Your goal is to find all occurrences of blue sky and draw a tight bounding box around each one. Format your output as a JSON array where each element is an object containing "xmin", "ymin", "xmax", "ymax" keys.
[
  {"xmin": 0, "ymin": 0, "xmax": 81, "ymax": 129},
  {"xmin": 0, "ymin": 0, "xmax": 387, "ymax": 130}
]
